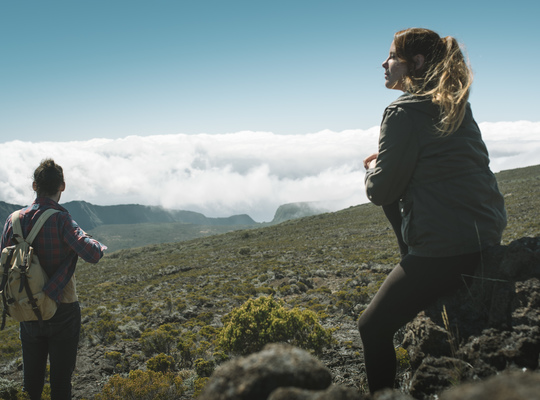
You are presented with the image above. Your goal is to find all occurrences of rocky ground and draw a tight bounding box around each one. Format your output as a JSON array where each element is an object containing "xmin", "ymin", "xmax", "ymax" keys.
[
  {"xmin": 2, "ymin": 236, "xmax": 539, "ymax": 399},
  {"xmin": 197, "ymin": 236, "xmax": 540, "ymax": 400},
  {"xmin": 1, "ymin": 164, "xmax": 539, "ymax": 399}
]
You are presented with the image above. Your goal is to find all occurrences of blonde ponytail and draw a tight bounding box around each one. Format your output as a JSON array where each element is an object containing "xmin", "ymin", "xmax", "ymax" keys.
[{"xmin": 395, "ymin": 29, "xmax": 473, "ymax": 135}]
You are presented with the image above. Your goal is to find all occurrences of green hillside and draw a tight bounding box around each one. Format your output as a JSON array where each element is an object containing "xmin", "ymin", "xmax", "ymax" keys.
[
  {"xmin": 493, "ymin": 164, "xmax": 540, "ymax": 241},
  {"xmin": 0, "ymin": 164, "xmax": 538, "ymax": 399},
  {"xmin": 88, "ymin": 221, "xmax": 256, "ymax": 253},
  {"xmin": 74, "ymin": 164, "xmax": 540, "ymax": 311}
]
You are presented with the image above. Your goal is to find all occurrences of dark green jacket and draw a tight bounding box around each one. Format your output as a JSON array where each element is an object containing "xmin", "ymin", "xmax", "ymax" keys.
[{"xmin": 365, "ymin": 93, "xmax": 507, "ymax": 257}]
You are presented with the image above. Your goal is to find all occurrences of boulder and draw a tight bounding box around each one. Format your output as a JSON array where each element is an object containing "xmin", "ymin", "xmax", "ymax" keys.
[
  {"xmin": 198, "ymin": 342, "xmax": 420, "ymax": 400},
  {"xmin": 408, "ymin": 356, "xmax": 474, "ymax": 399},
  {"xmin": 268, "ymin": 385, "xmax": 361, "ymax": 400},
  {"xmin": 370, "ymin": 389, "xmax": 415, "ymax": 400},
  {"xmin": 439, "ymin": 370, "xmax": 540, "ymax": 400},
  {"xmin": 402, "ymin": 237, "xmax": 540, "ymax": 399},
  {"xmin": 199, "ymin": 343, "xmax": 333, "ymax": 400}
]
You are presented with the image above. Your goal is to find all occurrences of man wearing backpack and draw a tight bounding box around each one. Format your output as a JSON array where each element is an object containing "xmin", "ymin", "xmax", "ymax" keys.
[{"xmin": 0, "ymin": 159, "xmax": 105, "ymax": 400}]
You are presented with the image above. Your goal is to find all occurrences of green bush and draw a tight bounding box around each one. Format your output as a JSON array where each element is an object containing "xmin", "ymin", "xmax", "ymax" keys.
[
  {"xmin": 194, "ymin": 358, "xmax": 215, "ymax": 377},
  {"xmin": 104, "ymin": 351, "xmax": 122, "ymax": 363},
  {"xmin": 256, "ymin": 286, "xmax": 276, "ymax": 295},
  {"xmin": 0, "ymin": 323, "xmax": 21, "ymax": 360},
  {"xmin": 139, "ymin": 300, "xmax": 153, "ymax": 316},
  {"xmin": 147, "ymin": 353, "xmax": 176, "ymax": 373},
  {"xmin": 334, "ymin": 286, "xmax": 372, "ymax": 314},
  {"xmin": 104, "ymin": 351, "xmax": 130, "ymax": 373},
  {"xmin": 0, "ymin": 377, "xmax": 19, "ymax": 400},
  {"xmin": 95, "ymin": 370, "xmax": 184, "ymax": 400},
  {"xmin": 177, "ymin": 333, "xmax": 197, "ymax": 368},
  {"xmin": 193, "ymin": 377, "xmax": 209, "ymax": 398},
  {"xmin": 217, "ymin": 296, "xmax": 334, "ymax": 355},
  {"xmin": 40, "ymin": 385, "xmax": 51, "ymax": 400},
  {"xmin": 238, "ymin": 247, "xmax": 250, "ymax": 255},
  {"xmin": 212, "ymin": 350, "xmax": 229, "ymax": 365},
  {"xmin": 85, "ymin": 310, "xmax": 118, "ymax": 344},
  {"xmin": 396, "ymin": 346, "xmax": 410, "ymax": 369},
  {"xmin": 140, "ymin": 324, "xmax": 180, "ymax": 356},
  {"xmin": 198, "ymin": 325, "xmax": 218, "ymax": 339}
]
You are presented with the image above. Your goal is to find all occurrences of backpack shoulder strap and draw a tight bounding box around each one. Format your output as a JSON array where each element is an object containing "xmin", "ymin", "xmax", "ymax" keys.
[
  {"xmin": 11, "ymin": 210, "xmax": 22, "ymax": 238},
  {"xmin": 26, "ymin": 209, "xmax": 60, "ymax": 244},
  {"xmin": 13, "ymin": 209, "xmax": 61, "ymax": 245}
]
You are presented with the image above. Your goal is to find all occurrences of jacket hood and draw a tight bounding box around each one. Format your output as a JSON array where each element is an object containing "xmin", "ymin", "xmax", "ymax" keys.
[{"xmin": 389, "ymin": 93, "xmax": 440, "ymax": 119}]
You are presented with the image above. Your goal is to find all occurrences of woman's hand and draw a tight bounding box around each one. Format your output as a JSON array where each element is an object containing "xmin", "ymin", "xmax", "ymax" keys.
[{"xmin": 363, "ymin": 153, "xmax": 378, "ymax": 169}]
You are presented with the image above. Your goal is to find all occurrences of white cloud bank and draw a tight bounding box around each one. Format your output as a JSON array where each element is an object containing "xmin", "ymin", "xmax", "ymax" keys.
[{"xmin": 1, "ymin": 121, "xmax": 539, "ymax": 222}]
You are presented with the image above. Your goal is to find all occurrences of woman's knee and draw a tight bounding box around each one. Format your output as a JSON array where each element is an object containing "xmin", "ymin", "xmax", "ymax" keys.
[
  {"xmin": 357, "ymin": 312, "xmax": 368, "ymax": 336},
  {"xmin": 357, "ymin": 308, "xmax": 380, "ymax": 341}
]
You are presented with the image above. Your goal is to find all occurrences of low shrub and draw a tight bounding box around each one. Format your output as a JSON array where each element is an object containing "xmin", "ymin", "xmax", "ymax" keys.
[
  {"xmin": 334, "ymin": 286, "xmax": 372, "ymax": 314},
  {"xmin": 256, "ymin": 286, "xmax": 275, "ymax": 295},
  {"xmin": 147, "ymin": 353, "xmax": 176, "ymax": 373},
  {"xmin": 85, "ymin": 310, "xmax": 118, "ymax": 344},
  {"xmin": 194, "ymin": 358, "xmax": 215, "ymax": 377},
  {"xmin": 140, "ymin": 323, "xmax": 180, "ymax": 356},
  {"xmin": 198, "ymin": 325, "xmax": 218, "ymax": 339},
  {"xmin": 104, "ymin": 351, "xmax": 122, "ymax": 363},
  {"xmin": 95, "ymin": 370, "xmax": 184, "ymax": 400},
  {"xmin": 396, "ymin": 346, "xmax": 410, "ymax": 370},
  {"xmin": 0, "ymin": 377, "xmax": 19, "ymax": 400},
  {"xmin": 193, "ymin": 377, "xmax": 209, "ymax": 397},
  {"xmin": 217, "ymin": 295, "xmax": 334, "ymax": 355},
  {"xmin": 212, "ymin": 350, "xmax": 229, "ymax": 365},
  {"xmin": 177, "ymin": 335, "xmax": 196, "ymax": 368},
  {"xmin": 104, "ymin": 351, "xmax": 130, "ymax": 373},
  {"xmin": 0, "ymin": 323, "xmax": 21, "ymax": 360}
]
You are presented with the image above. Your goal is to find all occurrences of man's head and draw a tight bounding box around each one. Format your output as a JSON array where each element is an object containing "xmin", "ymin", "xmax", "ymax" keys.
[{"xmin": 33, "ymin": 158, "xmax": 65, "ymax": 200}]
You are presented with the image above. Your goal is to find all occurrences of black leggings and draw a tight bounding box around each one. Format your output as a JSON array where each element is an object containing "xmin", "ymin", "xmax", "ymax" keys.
[{"xmin": 358, "ymin": 204, "xmax": 480, "ymax": 393}]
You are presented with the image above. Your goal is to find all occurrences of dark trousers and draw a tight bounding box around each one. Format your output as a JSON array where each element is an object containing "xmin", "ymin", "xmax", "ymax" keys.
[
  {"xmin": 20, "ymin": 302, "xmax": 81, "ymax": 400},
  {"xmin": 358, "ymin": 240, "xmax": 480, "ymax": 393},
  {"xmin": 358, "ymin": 200, "xmax": 481, "ymax": 393}
]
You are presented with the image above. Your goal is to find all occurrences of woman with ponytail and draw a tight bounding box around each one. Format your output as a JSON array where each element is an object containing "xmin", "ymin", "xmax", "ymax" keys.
[{"xmin": 358, "ymin": 28, "xmax": 506, "ymax": 393}]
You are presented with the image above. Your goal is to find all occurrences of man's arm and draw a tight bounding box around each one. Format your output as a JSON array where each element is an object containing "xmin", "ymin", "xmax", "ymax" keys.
[{"xmin": 62, "ymin": 216, "xmax": 105, "ymax": 263}]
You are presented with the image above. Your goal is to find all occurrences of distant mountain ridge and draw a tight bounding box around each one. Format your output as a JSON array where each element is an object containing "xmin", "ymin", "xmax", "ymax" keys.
[
  {"xmin": 63, "ymin": 201, "xmax": 258, "ymax": 230},
  {"xmin": 0, "ymin": 200, "xmax": 257, "ymax": 231},
  {"xmin": 0, "ymin": 200, "xmax": 327, "ymax": 232},
  {"xmin": 272, "ymin": 202, "xmax": 329, "ymax": 224},
  {"xmin": 0, "ymin": 202, "xmax": 19, "ymax": 225}
]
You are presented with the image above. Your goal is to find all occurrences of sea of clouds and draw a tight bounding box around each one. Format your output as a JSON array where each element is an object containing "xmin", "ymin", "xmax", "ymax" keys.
[{"xmin": 1, "ymin": 121, "xmax": 539, "ymax": 222}]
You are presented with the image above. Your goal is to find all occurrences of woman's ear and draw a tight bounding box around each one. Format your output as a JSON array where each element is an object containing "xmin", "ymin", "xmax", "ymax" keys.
[
  {"xmin": 413, "ymin": 54, "xmax": 425, "ymax": 71},
  {"xmin": 32, "ymin": 181, "xmax": 37, "ymax": 192}
]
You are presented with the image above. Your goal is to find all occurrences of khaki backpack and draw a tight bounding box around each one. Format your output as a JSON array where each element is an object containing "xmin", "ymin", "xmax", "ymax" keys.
[{"xmin": 0, "ymin": 209, "xmax": 59, "ymax": 329}]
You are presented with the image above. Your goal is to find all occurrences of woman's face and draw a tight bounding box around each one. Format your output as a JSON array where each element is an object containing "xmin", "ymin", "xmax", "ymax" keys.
[{"xmin": 382, "ymin": 41, "xmax": 408, "ymax": 91}]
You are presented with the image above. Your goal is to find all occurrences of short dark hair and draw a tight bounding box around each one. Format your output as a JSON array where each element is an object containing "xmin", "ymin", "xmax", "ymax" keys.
[{"xmin": 33, "ymin": 158, "xmax": 65, "ymax": 197}]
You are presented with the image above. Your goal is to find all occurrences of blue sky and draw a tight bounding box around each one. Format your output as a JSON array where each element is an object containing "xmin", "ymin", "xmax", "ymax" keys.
[
  {"xmin": 2, "ymin": 0, "xmax": 538, "ymax": 142},
  {"xmin": 1, "ymin": 1, "xmax": 539, "ymax": 221}
]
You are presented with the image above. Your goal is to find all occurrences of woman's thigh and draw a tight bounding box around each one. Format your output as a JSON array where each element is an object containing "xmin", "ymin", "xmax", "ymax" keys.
[{"xmin": 359, "ymin": 252, "xmax": 480, "ymax": 336}]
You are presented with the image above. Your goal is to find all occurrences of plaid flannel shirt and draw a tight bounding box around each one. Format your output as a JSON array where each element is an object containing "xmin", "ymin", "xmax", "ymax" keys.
[{"xmin": 1, "ymin": 198, "xmax": 104, "ymax": 302}]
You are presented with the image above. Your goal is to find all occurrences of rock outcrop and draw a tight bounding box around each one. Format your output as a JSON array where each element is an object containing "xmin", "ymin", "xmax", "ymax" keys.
[
  {"xmin": 403, "ymin": 236, "xmax": 540, "ymax": 399},
  {"xmin": 200, "ymin": 343, "xmax": 540, "ymax": 400},
  {"xmin": 439, "ymin": 370, "xmax": 540, "ymax": 400},
  {"xmin": 199, "ymin": 343, "xmax": 335, "ymax": 400}
]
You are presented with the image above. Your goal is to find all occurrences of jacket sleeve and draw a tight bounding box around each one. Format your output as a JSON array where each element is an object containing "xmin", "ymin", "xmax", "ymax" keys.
[
  {"xmin": 61, "ymin": 215, "xmax": 104, "ymax": 263},
  {"xmin": 365, "ymin": 106, "xmax": 419, "ymax": 206}
]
